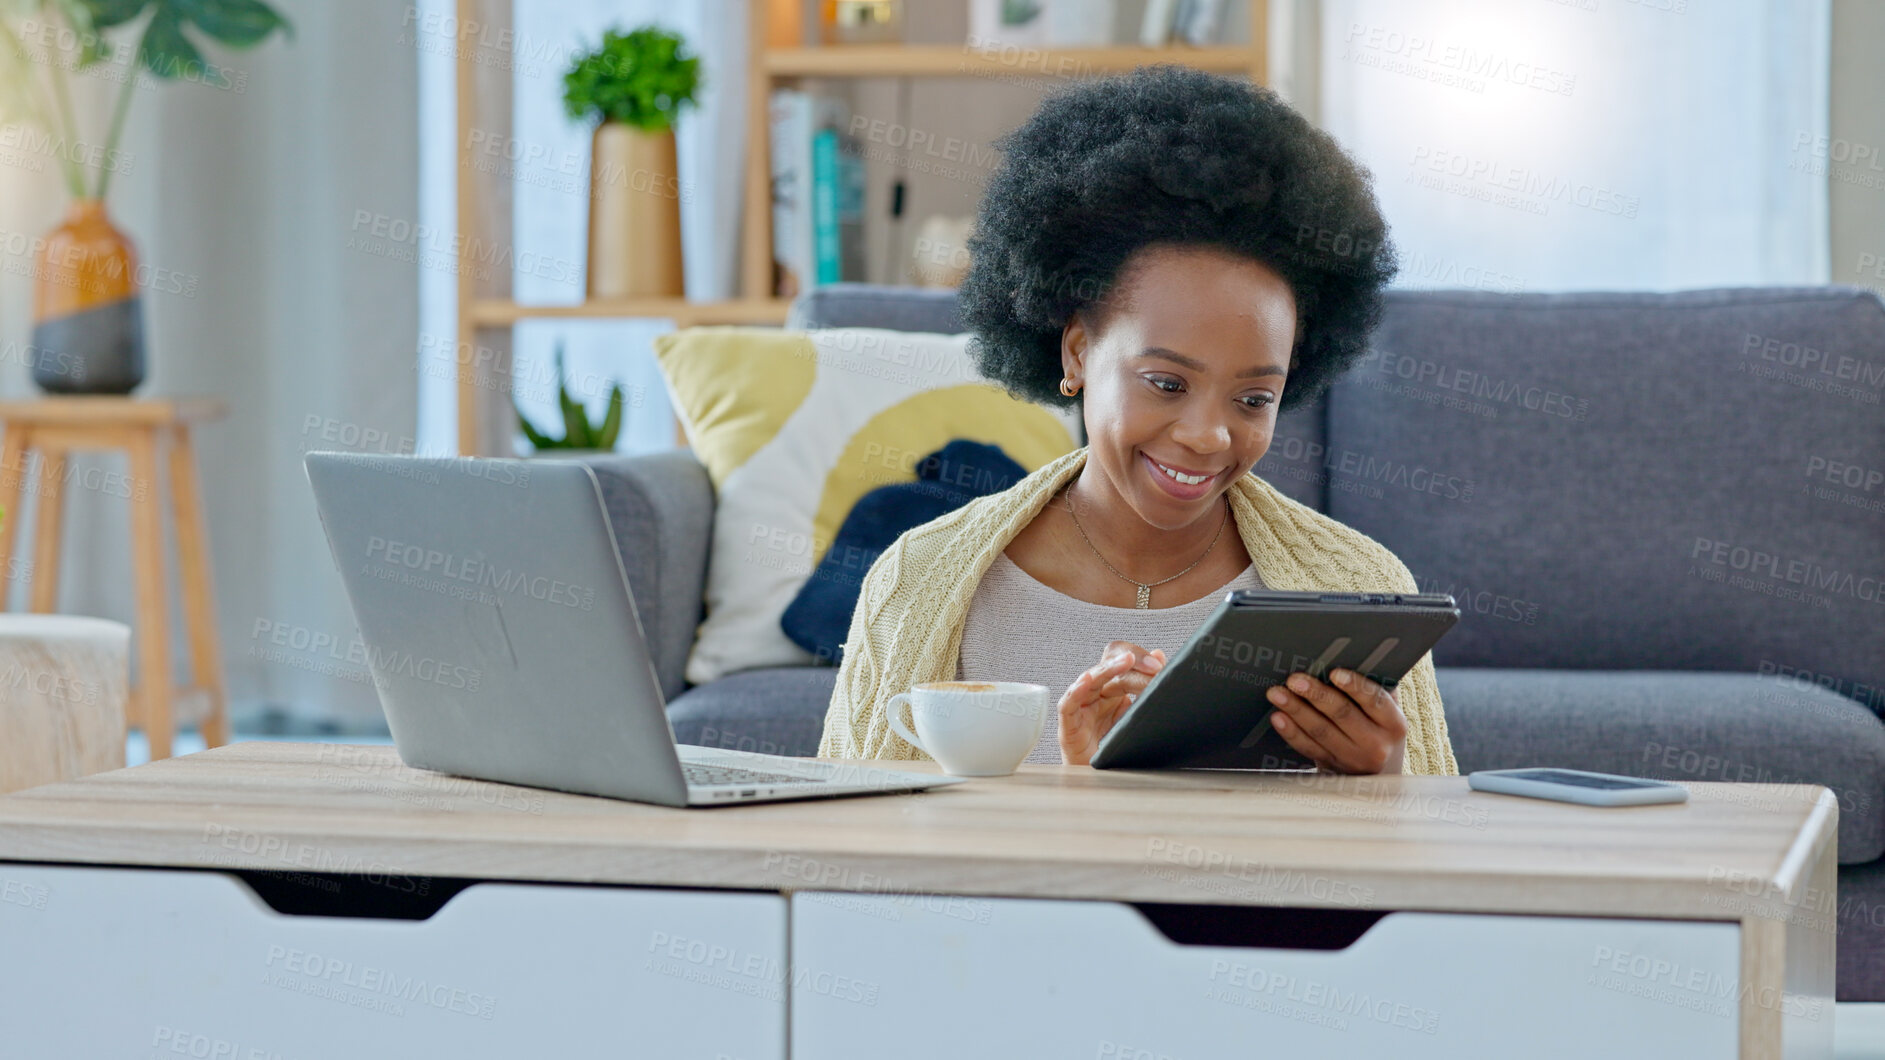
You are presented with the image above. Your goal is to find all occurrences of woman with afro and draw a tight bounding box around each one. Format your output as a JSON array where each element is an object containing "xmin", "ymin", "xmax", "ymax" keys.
[{"xmin": 819, "ymin": 65, "xmax": 1455, "ymax": 775}]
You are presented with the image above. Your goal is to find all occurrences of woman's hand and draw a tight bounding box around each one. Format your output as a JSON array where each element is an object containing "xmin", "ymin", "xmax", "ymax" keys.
[
  {"xmin": 1265, "ymin": 668, "xmax": 1407, "ymax": 774},
  {"xmin": 1058, "ymin": 641, "xmax": 1166, "ymax": 766}
]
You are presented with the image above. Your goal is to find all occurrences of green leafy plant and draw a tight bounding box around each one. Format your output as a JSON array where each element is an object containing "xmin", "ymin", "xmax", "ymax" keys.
[
  {"xmin": 561, "ymin": 24, "xmax": 699, "ymax": 132},
  {"xmin": 518, "ymin": 346, "xmax": 626, "ymax": 452},
  {"xmin": 1001, "ymin": 0, "xmax": 1043, "ymax": 26},
  {"xmin": 0, "ymin": 0, "xmax": 290, "ymax": 200}
]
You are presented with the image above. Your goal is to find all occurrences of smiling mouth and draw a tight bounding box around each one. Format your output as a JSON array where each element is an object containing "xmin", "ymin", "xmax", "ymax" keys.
[{"xmin": 1148, "ymin": 457, "xmax": 1219, "ymax": 486}]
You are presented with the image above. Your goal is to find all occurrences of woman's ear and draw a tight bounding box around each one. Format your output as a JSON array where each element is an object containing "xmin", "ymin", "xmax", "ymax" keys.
[{"xmin": 1060, "ymin": 311, "xmax": 1091, "ymax": 386}]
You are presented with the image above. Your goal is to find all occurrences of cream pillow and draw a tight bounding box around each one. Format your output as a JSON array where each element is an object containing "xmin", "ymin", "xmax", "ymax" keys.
[{"xmin": 654, "ymin": 327, "xmax": 1080, "ymax": 684}]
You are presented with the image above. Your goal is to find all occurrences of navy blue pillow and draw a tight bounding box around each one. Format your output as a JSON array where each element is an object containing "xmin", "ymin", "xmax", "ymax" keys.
[{"xmin": 781, "ymin": 439, "xmax": 1026, "ymax": 665}]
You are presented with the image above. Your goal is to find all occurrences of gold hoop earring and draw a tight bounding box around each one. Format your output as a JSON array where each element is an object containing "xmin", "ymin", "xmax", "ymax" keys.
[{"xmin": 1059, "ymin": 378, "xmax": 1082, "ymax": 397}]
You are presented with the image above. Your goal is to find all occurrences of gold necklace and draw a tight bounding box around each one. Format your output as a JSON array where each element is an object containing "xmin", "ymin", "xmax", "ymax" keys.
[{"xmin": 1064, "ymin": 481, "xmax": 1229, "ymax": 608}]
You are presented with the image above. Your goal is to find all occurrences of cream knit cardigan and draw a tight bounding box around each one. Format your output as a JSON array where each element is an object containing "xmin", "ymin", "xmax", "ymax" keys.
[{"xmin": 818, "ymin": 446, "xmax": 1459, "ymax": 776}]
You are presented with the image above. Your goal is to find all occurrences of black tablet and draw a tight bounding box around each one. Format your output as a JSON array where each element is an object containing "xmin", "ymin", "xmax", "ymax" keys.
[{"xmin": 1090, "ymin": 590, "xmax": 1461, "ymax": 771}]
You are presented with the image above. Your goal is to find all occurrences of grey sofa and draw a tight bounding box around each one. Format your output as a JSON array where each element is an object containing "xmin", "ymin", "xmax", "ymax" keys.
[{"xmin": 582, "ymin": 283, "xmax": 1885, "ymax": 1000}]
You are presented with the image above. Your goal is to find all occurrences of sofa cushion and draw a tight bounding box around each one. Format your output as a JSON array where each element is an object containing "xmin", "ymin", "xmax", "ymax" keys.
[
  {"xmin": 654, "ymin": 327, "xmax": 1081, "ymax": 684},
  {"xmin": 789, "ymin": 283, "xmax": 963, "ymax": 334},
  {"xmin": 667, "ymin": 666, "xmax": 838, "ymax": 758},
  {"xmin": 781, "ymin": 439, "xmax": 1027, "ymax": 664},
  {"xmin": 581, "ymin": 452, "xmax": 715, "ymax": 702},
  {"xmin": 1439, "ymin": 667, "xmax": 1885, "ymax": 863},
  {"xmin": 1326, "ymin": 288, "xmax": 1885, "ymax": 715}
]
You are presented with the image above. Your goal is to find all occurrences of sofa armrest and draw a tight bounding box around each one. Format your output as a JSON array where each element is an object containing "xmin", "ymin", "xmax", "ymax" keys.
[{"xmin": 578, "ymin": 451, "xmax": 714, "ymax": 701}]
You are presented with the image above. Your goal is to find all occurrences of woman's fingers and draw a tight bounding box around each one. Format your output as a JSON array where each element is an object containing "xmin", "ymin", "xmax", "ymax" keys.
[
  {"xmin": 1101, "ymin": 641, "xmax": 1165, "ymax": 674},
  {"xmin": 1063, "ymin": 653, "xmax": 1133, "ymax": 708},
  {"xmin": 1094, "ymin": 647, "xmax": 1139, "ymax": 679},
  {"xmin": 1288, "ymin": 672, "xmax": 1363, "ymax": 728},
  {"xmin": 1101, "ymin": 692, "xmax": 1137, "ymax": 732},
  {"xmin": 1271, "ymin": 672, "xmax": 1408, "ymax": 774},
  {"xmin": 1059, "ymin": 651, "xmax": 1137, "ymax": 753},
  {"xmin": 1097, "ymin": 666, "xmax": 1154, "ymax": 699},
  {"xmin": 1066, "ymin": 648, "xmax": 1145, "ymax": 721},
  {"xmin": 1061, "ymin": 643, "xmax": 1167, "ymax": 767},
  {"xmin": 1331, "ymin": 669, "xmax": 1407, "ymax": 737},
  {"xmin": 1269, "ymin": 709, "xmax": 1336, "ymax": 770},
  {"xmin": 1267, "ymin": 681, "xmax": 1364, "ymax": 764}
]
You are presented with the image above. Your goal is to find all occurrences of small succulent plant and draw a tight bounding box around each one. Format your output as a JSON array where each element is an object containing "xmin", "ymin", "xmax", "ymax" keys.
[{"xmin": 517, "ymin": 345, "xmax": 624, "ymax": 451}]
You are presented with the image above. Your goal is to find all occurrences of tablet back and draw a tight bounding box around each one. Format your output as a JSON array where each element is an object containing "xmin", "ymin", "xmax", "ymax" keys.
[{"xmin": 1091, "ymin": 592, "xmax": 1460, "ymax": 770}]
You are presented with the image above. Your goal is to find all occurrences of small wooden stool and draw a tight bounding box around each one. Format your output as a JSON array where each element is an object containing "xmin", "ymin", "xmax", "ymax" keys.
[
  {"xmin": 0, "ymin": 397, "xmax": 228, "ymax": 761},
  {"xmin": 0, "ymin": 614, "xmax": 129, "ymax": 793}
]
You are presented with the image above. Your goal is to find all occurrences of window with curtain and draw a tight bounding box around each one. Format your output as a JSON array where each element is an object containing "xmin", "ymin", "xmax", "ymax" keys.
[{"xmin": 1316, "ymin": 0, "xmax": 1830, "ymax": 291}]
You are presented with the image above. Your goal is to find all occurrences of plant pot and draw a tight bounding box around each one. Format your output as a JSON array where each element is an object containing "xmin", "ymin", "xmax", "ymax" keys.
[
  {"xmin": 30, "ymin": 199, "xmax": 146, "ymax": 394},
  {"xmin": 586, "ymin": 123, "xmax": 684, "ymax": 299}
]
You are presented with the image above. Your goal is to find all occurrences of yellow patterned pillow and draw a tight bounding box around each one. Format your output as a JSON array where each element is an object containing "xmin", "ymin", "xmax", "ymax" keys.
[{"xmin": 654, "ymin": 327, "xmax": 1081, "ymax": 683}]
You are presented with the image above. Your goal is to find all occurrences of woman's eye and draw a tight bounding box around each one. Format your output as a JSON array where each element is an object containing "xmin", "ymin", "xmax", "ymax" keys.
[
  {"xmin": 1148, "ymin": 376, "xmax": 1183, "ymax": 393},
  {"xmin": 1241, "ymin": 394, "xmax": 1276, "ymax": 410}
]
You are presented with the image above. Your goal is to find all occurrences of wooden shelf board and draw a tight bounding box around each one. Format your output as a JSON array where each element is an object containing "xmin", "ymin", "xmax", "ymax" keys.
[
  {"xmin": 469, "ymin": 298, "xmax": 791, "ymax": 328},
  {"xmin": 765, "ymin": 44, "xmax": 1255, "ymax": 79},
  {"xmin": 0, "ymin": 397, "xmax": 226, "ymax": 425}
]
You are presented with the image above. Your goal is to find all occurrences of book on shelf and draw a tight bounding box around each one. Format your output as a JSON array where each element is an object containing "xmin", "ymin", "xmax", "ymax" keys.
[
  {"xmin": 812, "ymin": 127, "xmax": 841, "ymax": 285},
  {"xmin": 1144, "ymin": 0, "xmax": 1224, "ymax": 45},
  {"xmin": 768, "ymin": 89, "xmax": 813, "ymax": 298},
  {"xmin": 1140, "ymin": 0, "xmax": 1178, "ymax": 45},
  {"xmin": 771, "ymin": 90, "xmax": 867, "ymax": 297},
  {"xmin": 1173, "ymin": 0, "xmax": 1225, "ymax": 45},
  {"xmin": 811, "ymin": 127, "xmax": 867, "ymax": 286}
]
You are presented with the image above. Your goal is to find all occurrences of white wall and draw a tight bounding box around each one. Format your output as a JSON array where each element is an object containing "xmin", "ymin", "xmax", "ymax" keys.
[
  {"xmin": 1829, "ymin": 0, "xmax": 1885, "ymax": 299},
  {"xmin": 252, "ymin": 0, "xmax": 419, "ymax": 724},
  {"xmin": 0, "ymin": 0, "xmax": 417, "ymax": 728}
]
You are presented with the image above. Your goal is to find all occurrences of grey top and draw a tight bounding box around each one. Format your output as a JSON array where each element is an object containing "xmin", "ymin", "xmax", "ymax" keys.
[{"xmin": 955, "ymin": 552, "xmax": 1267, "ymax": 764}]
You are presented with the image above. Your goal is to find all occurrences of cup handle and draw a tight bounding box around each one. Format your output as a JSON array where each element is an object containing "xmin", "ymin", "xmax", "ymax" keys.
[{"xmin": 886, "ymin": 693, "xmax": 927, "ymax": 756}]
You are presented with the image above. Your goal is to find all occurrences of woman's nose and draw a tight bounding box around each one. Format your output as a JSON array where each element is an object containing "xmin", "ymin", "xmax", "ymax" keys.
[{"xmin": 1169, "ymin": 414, "xmax": 1232, "ymax": 454}]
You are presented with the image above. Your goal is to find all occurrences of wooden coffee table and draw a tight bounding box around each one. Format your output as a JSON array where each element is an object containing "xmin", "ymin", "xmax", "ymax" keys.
[{"xmin": 0, "ymin": 742, "xmax": 1836, "ymax": 1058}]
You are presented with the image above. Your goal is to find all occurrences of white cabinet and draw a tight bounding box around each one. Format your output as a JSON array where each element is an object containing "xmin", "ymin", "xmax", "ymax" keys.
[
  {"xmin": 791, "ymin": 893, "xmax": 1742, "ymax": 1059},
  {"xmin": 0, "ymin": 864, "xmax": 786, "ymax": 1059}
]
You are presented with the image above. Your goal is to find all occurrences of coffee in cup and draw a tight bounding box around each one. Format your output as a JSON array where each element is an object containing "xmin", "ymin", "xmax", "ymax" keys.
[{"xmin": 887, "ymin": 681, "xmax": 1049, "ymax": 777}]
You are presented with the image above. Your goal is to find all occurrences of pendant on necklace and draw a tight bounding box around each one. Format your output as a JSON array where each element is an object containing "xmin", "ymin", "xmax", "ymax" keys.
[{"xmin": 1136, "ymin": 584, "xmax": 1151, "ymax": 609}]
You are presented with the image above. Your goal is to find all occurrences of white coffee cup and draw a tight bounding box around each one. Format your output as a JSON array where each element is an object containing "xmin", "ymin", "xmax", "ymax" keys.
[{"xmin": 887, "ymin": 681, "xmax": 1049, "ymax": 777}]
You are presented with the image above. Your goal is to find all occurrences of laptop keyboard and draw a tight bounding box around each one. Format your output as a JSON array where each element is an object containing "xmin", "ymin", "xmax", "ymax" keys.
[{"xmin": 682, "ymin": 762, "xmax": 825, "ymax": 788}]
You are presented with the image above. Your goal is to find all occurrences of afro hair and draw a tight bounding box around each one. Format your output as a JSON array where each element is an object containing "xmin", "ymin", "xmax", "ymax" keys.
[{"xmin": 959, "ymin": 64, "xmax": 1398, "ymax": 412}]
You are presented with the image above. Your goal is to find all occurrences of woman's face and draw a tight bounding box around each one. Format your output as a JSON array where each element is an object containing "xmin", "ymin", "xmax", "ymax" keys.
[{"xmin": 1062, "ymin": 244, "xmax": 1297, "ymax": 530}]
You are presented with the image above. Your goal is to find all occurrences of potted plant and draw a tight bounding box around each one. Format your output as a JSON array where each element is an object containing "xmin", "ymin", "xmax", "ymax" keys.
[
  {"xmin": 517, "ymin": 346, "xmax": 626, "ymax": 457},
  {"xmin": 0, "ymin": 0, "xmax": 290, "ymax": 393},
  {"xmin": 562, "ymin": 25, "xmax": 699, "ymax": 300}
]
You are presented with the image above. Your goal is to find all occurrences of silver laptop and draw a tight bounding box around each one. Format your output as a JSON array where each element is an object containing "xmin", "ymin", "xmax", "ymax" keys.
[{"xmin": 304, "ymin": 451, "xmax": 960, "ymax": 807}]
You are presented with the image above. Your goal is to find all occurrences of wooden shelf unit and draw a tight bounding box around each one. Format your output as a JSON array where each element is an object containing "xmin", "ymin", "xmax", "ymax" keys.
[
  {"xmin": 453, "ymin": 1, "xmax": 1267, "ymax": 454},
  {"xmin": 762, "ymin": 42, "xmax": 1258, "ymax": 77},
  {"xmin": 466, "ymin": 297, "xmax": 792, "ymax": 328}
]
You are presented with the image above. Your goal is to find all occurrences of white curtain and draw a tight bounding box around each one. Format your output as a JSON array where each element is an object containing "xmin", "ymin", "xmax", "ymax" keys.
[
  {"xmin": 1317, "ymin": 0, "xmax": 1830, "ymax": 291},
  {"xmin": 416, "ymin": 0, "xmax": 748, "ymax": 458}
]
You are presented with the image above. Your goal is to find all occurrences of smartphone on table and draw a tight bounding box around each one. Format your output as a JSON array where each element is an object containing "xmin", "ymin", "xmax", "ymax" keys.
[{"xmin": 1467, "ymin": 768, "xmax": 1689, "ymax": 807}]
